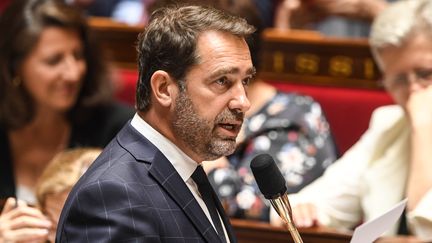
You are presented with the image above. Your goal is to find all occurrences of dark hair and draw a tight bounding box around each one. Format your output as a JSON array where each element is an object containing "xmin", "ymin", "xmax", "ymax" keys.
[
  {"xmin": 148, "ymin": 0, "xmax": 224, "ymax": 13},
  {"xmin": 136, "ymin": 4, "xmax": 255, "ymax": 111},
  {"xmin": 0, "ymin": 0, "xmax": 112, "ymax": 129}
]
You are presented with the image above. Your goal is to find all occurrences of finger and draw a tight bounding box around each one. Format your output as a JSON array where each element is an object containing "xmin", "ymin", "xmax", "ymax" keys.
[
  {"xmin": 292, "ymin": 204, "xmax": 304, "ymax": 227},
  {"xmin": 309, "ymin": 205, "xmax": 323, "ymax": 227},
  {"xmin": 1, "ymin": 197, "xmax": 17, "ymax": 215},
  {"xmin": 4, "ymin": 228, "xmax": 49, "ymax": 242},
  {"xmin": 18, "ymin": 238, "xmax": 48, "ymax": 243},
  {"xmin": 292, "ymin": 204, "xmax": 302, "ymax": 226},
  {"xmin": 304, "ymin": 203, "xmax": 319, "ymax": 227},
  {"xmin": 9, "ymin": 215, "xmax": 52, "ymax": 231},
  {"xmin": 293, "ymin": 203, "xmax": 316, "ymax": 228},
  {"xmin": 15, "ymin": 199, "xmax": 28, "ymax": 208},
  {"xmin": 7, "ymin": 206, "xmax": 49, "ymax": 222}
]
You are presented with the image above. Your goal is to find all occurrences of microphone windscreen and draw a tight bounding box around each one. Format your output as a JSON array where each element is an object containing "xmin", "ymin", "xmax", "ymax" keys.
[{"xmin": 250, "ymin": 154, "xmax": 287, "ymax": 199}]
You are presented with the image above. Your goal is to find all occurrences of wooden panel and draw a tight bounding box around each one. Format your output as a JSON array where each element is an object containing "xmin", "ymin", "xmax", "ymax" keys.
[
  {"xmin": 231, "ymin": 219, "xmax": 421, "ymax": 243},
  {"xmin": 232, "ymin": 219, "xmax": 351, "ymax": 243},
  {"xmin": 87, "ymin": 18, "xmax": 383, "ymax": 89},
  {"xmin": 88, "ymin": 17, "xmax": 143, "ymax": 69},
  {"xmin": 260, "ymin": 28, "xmax": 383, "ymax": 89}
]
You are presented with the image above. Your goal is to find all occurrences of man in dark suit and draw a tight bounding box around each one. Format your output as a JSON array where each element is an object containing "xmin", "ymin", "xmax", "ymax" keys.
[{"xmin": 56, "ymin": 4, "xmax": 256, "ymax": 242}]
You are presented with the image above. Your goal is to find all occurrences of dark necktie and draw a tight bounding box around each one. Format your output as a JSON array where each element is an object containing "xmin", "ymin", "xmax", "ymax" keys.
[{"xmin": 192, "ymin": 165, "xmax": 227, "ymax": 242}]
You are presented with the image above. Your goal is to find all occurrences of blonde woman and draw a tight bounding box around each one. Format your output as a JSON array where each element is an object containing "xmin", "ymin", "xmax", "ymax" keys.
[{"xmin": 36, "ymin": 148, "xmax": 102, "ymax": 243}]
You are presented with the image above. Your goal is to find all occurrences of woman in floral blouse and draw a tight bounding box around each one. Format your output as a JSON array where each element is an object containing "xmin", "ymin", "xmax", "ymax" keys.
[{"xmin": 207, "ymin": 88, "xmax": 338, "ymax": 221}]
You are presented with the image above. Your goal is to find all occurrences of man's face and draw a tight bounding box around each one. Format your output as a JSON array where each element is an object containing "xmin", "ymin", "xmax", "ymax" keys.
[
  {"xmin": 172, "ymin": 30, "xmax": 254, "ymax": 162},
  {"xmin": 378, "ymin": 34, "xmax": 432, "ymax": 109}
]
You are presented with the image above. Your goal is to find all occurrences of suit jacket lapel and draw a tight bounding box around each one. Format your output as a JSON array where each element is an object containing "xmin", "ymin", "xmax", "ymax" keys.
[
  {"xmin": 148, "ymin": 151, "xmax": 222, "ymax": 243},
  {"xmin": 118, "ymin": 123, "xmax": 228, "ymax": 242}
]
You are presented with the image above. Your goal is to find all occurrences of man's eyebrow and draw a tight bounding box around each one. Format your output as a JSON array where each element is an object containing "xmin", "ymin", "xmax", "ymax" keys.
[
  {"xmin": 208, "ymin": 66, "xmax": 257, "ymax": 80},
  {"xmin": 248, "ymin": 66, "xmax": 257, "ymax": 77},
  {"xmin": 208, "ymin": 67, "xmax": 239, "ymax": 80}
]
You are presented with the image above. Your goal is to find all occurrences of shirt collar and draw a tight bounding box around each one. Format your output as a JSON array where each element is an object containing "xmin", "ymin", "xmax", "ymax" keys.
[{"xmin": 130, "ymin": 113, "xmax": 198, "ymax": 182}]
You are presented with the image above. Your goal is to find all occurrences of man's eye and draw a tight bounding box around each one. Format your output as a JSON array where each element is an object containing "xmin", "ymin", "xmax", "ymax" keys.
[
  {"xmin": 242, "ymin": 77, "xmax": 252, "ymax": 86},
  {"xmin": 216, "ymin": 77, "xmax": 228, "ymax": 85}
]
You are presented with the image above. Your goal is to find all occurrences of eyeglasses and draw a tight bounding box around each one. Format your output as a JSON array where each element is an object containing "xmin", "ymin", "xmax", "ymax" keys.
[{"xmin": 382, "ymin": 68, "xmax": 432, "ymax": 91}]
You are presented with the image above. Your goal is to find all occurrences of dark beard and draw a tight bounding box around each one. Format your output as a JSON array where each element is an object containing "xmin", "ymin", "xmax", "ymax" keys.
[{"xmin": 172, "ymin": 91, "xmax": 243, "ymax": 161}]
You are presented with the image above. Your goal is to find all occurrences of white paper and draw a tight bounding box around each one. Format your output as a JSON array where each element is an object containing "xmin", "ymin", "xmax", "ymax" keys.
[{"xmin": 350, "ymin": 199, "xmax": 408, "ymax": 243}]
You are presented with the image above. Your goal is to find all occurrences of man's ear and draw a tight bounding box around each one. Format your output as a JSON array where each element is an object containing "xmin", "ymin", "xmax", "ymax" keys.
[{"xmin": 150, "ymin": 70, "xmax": 178, "ymax": 108}]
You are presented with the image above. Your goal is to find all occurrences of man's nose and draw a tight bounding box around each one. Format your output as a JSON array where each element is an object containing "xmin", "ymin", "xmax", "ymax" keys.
[{"xmin": 228, "ymin": 82, "xmax": 251, "ymax": 113}]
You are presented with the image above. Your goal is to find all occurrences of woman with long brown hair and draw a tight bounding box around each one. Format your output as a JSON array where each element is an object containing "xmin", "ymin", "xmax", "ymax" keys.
[{"xmin": 0, "ymin": 0, "xmax": 133, "ymax": 241}]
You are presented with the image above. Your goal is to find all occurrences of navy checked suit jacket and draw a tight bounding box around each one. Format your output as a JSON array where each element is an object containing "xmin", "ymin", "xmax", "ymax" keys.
[{"xmin": 56, "ymin": 122, "xmax": 237, "ymax": 243}]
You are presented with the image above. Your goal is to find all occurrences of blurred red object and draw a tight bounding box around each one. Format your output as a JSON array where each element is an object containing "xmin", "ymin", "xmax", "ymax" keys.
[{"xmin": 0, "ymin": 0, "xmax": 11, "ymax": 14}]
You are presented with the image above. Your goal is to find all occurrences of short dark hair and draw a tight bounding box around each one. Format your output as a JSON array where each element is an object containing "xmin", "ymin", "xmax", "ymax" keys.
[
  {"xmin": 135, "ymin": 4, "xmax": 255, "ymax": 111},
  {"xmin": 0, "ymin": 0, "xmax": 112, "ymax": 129},
  {"xmin": 148, "ymin": 0, "xmax": 224, "ymax": 13}
]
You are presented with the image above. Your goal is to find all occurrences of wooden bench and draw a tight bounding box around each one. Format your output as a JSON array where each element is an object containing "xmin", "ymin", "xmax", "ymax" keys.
[
  {"xmin": 260, "ymin": 28, "xmax": 382, "ymax": 89},
  {"xmin": 231, "ymin": 219, "xmax": 420, "ymax": 243}
]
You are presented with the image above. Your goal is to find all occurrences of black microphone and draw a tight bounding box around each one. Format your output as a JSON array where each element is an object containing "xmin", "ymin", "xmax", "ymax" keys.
[{"xmin": 250, "ymin": 154, "xmax": 303, "ymax": 243}]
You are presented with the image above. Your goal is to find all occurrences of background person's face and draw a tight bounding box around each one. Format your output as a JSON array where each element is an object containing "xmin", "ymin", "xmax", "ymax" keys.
[
  {"xmin": 20, "ymin": 27, "xmax": 86, "ymax": 114},
  {"xmin": 378, "ymin": 34, "xmax": 432, "ymax": 109},
  {"xmin": 172, "ymin": 30, "xmax": 254, "ymax": 162}
]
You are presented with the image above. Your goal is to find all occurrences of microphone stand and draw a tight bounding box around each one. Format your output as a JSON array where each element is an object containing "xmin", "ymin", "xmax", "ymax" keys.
[{"xmin": 270, "ymin": 195, "xmax": 304, "ymax": 243}]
